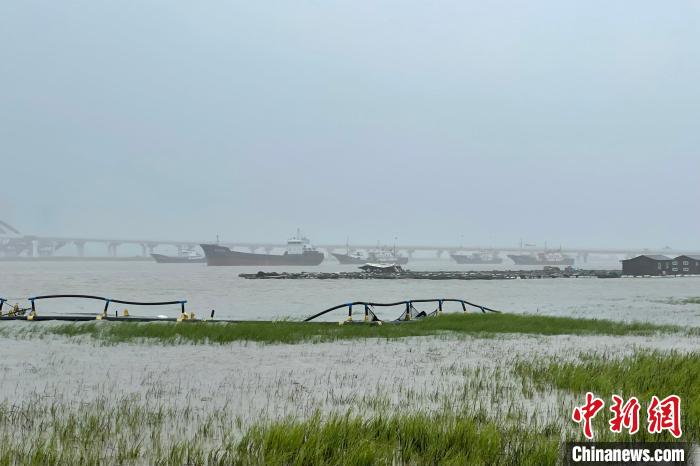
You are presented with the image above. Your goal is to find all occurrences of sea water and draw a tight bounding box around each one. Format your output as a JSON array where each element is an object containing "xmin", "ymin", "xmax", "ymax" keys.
[{"xmin": 1, "ymin": 258, "xmax": 699, "ymax": 325}]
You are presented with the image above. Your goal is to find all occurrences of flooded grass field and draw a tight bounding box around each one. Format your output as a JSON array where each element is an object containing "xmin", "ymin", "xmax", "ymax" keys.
[{"xmin": 1, "ymin": 314, "xmax": 699, "ymax": 464}]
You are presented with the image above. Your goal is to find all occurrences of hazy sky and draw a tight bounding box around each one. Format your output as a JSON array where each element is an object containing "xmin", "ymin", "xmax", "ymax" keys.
[{"xmin": 1, "ymin": 0, "xmax": 698, "ymax": 248}]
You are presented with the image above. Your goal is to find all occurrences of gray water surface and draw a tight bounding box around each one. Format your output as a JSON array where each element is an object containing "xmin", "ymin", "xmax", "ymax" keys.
[{"xmin": 1, "ymin": 259, "xmax": 698, "ymax": 325}]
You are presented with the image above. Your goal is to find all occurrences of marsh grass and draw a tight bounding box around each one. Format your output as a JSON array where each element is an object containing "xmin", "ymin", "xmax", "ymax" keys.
[
  {"xmin": 17, "ymin": 313, "xmax": 683, "ymax": 345},
  {"xmin": 0, "ymin": 399, "xmax": 560, "ymax": 466},
  {"xmin": 1, "ymin": 314, "xmax": 697, "ymax": 464},
  {"xmin": 515, "ymin": 351, "xmax": 700, "ymax": 441},
  {"xmin": 237, "ymin": 411, "xmax": 559, "ymax": 466}
]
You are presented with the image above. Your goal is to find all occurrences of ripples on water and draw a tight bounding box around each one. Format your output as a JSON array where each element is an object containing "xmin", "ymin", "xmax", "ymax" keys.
[{"xmin": 1, "ymin": 258, "xmax": 699, "ymax": 325}]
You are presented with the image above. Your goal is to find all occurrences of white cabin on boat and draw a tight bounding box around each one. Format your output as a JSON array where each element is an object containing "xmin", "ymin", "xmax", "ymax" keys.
[{"xmin": 285, "ymin": 230, "xmax": 316, "ymax": 255}]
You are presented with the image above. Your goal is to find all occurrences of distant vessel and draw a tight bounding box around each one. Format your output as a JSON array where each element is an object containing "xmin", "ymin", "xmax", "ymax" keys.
[
  {"xmin": 367, "ymin": 248, "xmax": 409, "ymax": 265},
  {"xmin": 507, "ymin": 250, "xmax": 575, "ymax": 266},
  {"xmin": 151, "ymin": 253, "xmax": 206, "ymax": 264},
  {"xmin": 331, "ymin": 250, "xmax": 367, "ymax": 264},
  {"xmin": 201, "ymin": 232, "xmax": 324, "ymax": 266},
  {"xmin": 332, "ymin": 244, "xmax": 408, "ymax": 265},
  {"xmin": 451, "ymin": 251, "xmax": 503, "ymax": 264},
  {"xmin": 151, "ymin": 247, "xmax": 205, "ymax": 264}
]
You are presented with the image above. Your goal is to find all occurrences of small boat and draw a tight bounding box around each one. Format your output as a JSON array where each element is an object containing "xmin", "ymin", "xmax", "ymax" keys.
[
  {"xmin": 333, "ymin": 243, "xmax": 408, "ymax": 265},
  {"xmin": 331, "ymin": 250, "xmax": 367, "ymax": 264},
  {"xmin": 201, "ymin": 231, "xmax": 324, "ymax": 266},
  {"xmin": 507, "ymin": 250, "xmax": 574, "ymax": 266},
  {"xmin": 368, "ymin": 248, "xmax": 409, "ymax": 265},
  {"xmin": 151, "ymin": 248, "xmax": 206, "ymax": 263},
  {"xmin": 451, "ymin": 251, "xmax": 503, "ymax": 264}
]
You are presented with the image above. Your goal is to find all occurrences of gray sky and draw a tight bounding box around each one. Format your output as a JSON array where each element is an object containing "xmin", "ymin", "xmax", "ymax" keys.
[{"xmin": 1, "ymin": 0, "xmax": 698, "ymax": 248}]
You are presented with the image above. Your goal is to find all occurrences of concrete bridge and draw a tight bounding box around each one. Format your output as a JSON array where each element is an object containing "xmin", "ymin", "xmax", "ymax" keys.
[
  {"xmin": 1, "ymin": 235, "xmax": 698, "ymax": 264},
  {"xmin": 1, "ymin": 220, "xmax": 698, "ymax": 261}
]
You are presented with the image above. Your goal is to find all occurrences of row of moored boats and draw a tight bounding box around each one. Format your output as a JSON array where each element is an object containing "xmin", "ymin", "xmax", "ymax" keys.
[{"xmin": 152, "ymin": 233, "xmax": 576, "ymax": 266}]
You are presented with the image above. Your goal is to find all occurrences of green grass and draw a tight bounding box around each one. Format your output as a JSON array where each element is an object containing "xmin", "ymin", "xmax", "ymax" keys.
[
  {"xmin": 20, "ymin": 312, "xmax": 685, "ymax": 345},
  {"xmin": 236, "ymin": 411, "xmax": 559, "ymax": 466},
  {"xmin": 0, "ymin": 400, "xmax": 559, "ymax": 466},
  {"xmin": 516, "ymin": 351, "xmax": 700, "ymax": 441}
]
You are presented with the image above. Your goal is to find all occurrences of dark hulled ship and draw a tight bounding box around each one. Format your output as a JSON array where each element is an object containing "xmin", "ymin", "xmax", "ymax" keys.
[{"xmin": 201, "ymin": 234, "xmax": 324, "ymax": 266}]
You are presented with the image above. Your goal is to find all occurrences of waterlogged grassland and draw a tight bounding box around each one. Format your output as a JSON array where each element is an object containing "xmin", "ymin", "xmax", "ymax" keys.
[
  {"xmin": 0, "ymin": 331, "xmax": 568, "ymax": 465},
  {"xmin": 5, "ymin": 312, "xmax": 687, "ymax": 345},
  {"xmin": 1, "ymin": 313, "xmax": 698, "ymax": 464},
  {"xmin": 4, "ymin": 348, "xmax": 697, "ymax": 464},
  {"xmin": 0, "ymin": 399, "xmax": 559, "ymax": 466},
  {"xmin": 237, "ymin": 411, "xmax": 559, "ymax": 466},
  {"xmin": 516, "ymin": 351, "xmax": 700, "ymax": 441}
]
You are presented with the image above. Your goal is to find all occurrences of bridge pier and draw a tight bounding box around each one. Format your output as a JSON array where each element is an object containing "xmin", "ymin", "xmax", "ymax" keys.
[
  {"xmin": 263, "ymin": 247, "xmax": 273, "ymax": 254},
  {"xmin": 141, "ymin": 243, "xmax": 158, "ymax": 257},
  {"xmin": 407, "ymin": 249, "xmax": 415, "ymax": 260},
  {"xmin": 37, "ymin": 240, "xmax": 57, "ymax": 256},
  {"xmin": 148, "ymin": 243, "xmax": 158, "ymax": 256},
  {"xmin": 74, "ymin": 241, "xmax": 85, "ymax": 256},
  {"xmin": 108, "ymin": 242, "xmax": 121, "ymax": 256}
]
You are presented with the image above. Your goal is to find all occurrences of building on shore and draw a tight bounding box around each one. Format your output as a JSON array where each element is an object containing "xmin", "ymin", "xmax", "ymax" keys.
[
  {"xmin": 671, "ymin": 255, "xmax": 700, "ymax": 275},
  {"xmin": 621, "ymin": 255, "xmax": 671, "ymax": 276},
  {"xmin": 622, "ymin": 254, "xmax": 700, "ymax": 276}
]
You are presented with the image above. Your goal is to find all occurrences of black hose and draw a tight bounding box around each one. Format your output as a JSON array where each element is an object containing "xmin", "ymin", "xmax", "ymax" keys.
[
  {"xmin": 27, "ymin": 294, "xmax": 187, "ymax": 315},
  {"xmin": 304, "ymin": 298, "xmax": 500, "ymax": 322},
  {"xmin": 30, "ymin": 294, "xmax": 186, "ymax": 306}
]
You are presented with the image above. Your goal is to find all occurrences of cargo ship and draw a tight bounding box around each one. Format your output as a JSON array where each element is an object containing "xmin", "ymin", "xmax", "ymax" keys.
[
  {"xmin": 450, "ymin": 251, "xmax": 503, "ymax": 264},
  {"xmin": 507, "ymin": 250, "xmax": 574, "ymax": 266},
  {"xmin": 200, "ymin": 233, "xmax": 324, "ymax": 266}
]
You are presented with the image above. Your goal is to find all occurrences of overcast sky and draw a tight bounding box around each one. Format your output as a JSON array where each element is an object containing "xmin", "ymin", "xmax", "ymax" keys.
[{"xmin": 1, "ymin": 0, "xmax": 698, "ymax": 248}]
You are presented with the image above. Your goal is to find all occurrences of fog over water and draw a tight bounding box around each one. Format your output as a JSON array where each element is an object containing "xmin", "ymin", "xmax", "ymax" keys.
[{"xmin": 2, "ymin": 1, "xmax": 699, "ymax": 248}]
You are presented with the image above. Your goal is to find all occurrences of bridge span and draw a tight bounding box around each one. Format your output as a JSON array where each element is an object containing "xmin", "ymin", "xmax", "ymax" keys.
[
  {"xmin": 1, "ymin": 219, "xmax": 696, "ymax": 260},
  {"xmin": 0, "ymin": 233, "xmax": 696, "ymax": 261}
]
